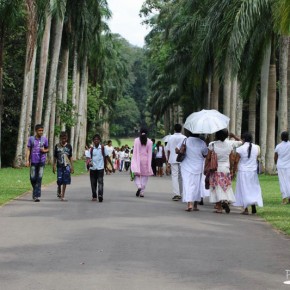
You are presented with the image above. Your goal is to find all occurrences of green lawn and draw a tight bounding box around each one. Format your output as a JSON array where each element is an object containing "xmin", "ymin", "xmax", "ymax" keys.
[
  {"xmin": 0, "ymin": 166, "xmax": 289, "ymax": 235},
  {"xmin": 0, "ymin": 160, "xmax": 87, "ymax": 205}
]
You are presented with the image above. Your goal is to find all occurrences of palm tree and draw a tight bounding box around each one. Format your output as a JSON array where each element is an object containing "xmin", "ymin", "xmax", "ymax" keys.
[{"xmin": 0, "ymin": 0, "xmax": 23, "ymax": 167}]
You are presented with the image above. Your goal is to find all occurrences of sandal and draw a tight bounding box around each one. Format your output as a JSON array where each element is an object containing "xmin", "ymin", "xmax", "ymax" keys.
[
  {"xmin": 214, "ymin": 210, "xmax": 222, "ymax": 214},
  {"xmin": 193, "ymin": 208, "xmax": 200, "ymax": 211},
  {"xmin": 185, "ymin": 208, "xmax": 193, "ymax": 212},
  {"xmin": 240, "ymin": 211, "xmax": 249, "ymax": 215}
]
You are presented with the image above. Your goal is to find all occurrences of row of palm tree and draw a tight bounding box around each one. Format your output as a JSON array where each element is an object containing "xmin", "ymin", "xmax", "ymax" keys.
[
  {"xmin": 0, "ymin": 0, "xmax": 136, "ymax": 167},
  {"xmin": 142, "ymin": 0, "xmax": 290, "ymax": 173}
]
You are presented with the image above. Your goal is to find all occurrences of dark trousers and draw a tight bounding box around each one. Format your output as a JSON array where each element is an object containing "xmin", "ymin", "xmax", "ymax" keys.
[
  {"xmin": 30, "ymin": 163, "xmax": 45, "ymax": 199},
  {"xmin": 90, "ymin": 169, "xmax": 104, "ymax": 198}
]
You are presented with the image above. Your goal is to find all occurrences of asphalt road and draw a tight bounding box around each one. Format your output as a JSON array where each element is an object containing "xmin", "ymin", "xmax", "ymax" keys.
[{"xmin": 1, "ymin": 171, "xmax": 290, "ymax": 290}]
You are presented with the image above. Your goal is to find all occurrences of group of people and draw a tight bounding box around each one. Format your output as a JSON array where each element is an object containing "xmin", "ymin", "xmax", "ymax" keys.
[
  {"xmin": 26, "ymin": 123, "xmax": 290, "ymax": 212},
  {"xmin": 130, "ymin": 124, "xmax": 280, "ymax": 215}
]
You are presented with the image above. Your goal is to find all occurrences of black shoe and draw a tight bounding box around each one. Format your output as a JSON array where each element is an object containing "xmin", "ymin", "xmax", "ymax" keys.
[
  {"xmin": 172, "ymin": 195, "xmax": 179, "ymax": 201},
  {"xmin": 34, "ymin": 198, "xmax": 40, "ymax": 202},
  {"xmin": 198, "ymin": 198, "xmax": 204, "ymax": 205},
  {"xmin": 251, "ymin": 205, "xmax": 257, "ymax": 214},
  {"xmin": 136, "ymin": 189, "xmax": 141, "ymax": 197},
  {"xmin": 222, "ymin": 202, "xmax": 230, "ymax": 214},
  {"xmin": 98, "ymin": 196, "xmax": 103, "ymax": 203}
]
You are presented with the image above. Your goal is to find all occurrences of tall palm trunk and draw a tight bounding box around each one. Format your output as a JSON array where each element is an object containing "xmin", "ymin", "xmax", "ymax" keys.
[
  {"xmin": 34, "ymin": 5, "xmax": 52, "ymax": 125},
  {"xmin": 14, "ymin": 0, "xmax": 37, "ymax": 167},
  {"xmin": 73, "ymin": 56, "xmax": 87, "ymax": 158},
  {"xmin": 23, "ymin": 46, "xmax": 37, "ymax": 154},
  {"xmin": 223, "ymin": 58, "xmax": 231, "ymax": 117},
  {"xmin": 43, "ymin": 14, "xmax": 65, "ymax": 138},
  {"xmin": 287, "ymin": 39, "xmax": 290, "ymax": 131},
  {"xmin": 56, "ymin": 46, "xmax": 69, "ymax": 130},
  {"xmin": 260, "ymin": 43, "xmax": 271, "ymax": 172},
  {"xmin": 248, "ymin": 85, "xmax": 257, "ymax": 143},
  {"xmin": 277, "ymin": 36, "xmax": 289, "ymax": 141},
  {"xmin": 235, "ymin": 83, "xmax": 243, "ymax": 137},
  {"xmin": 207, "ymin": 69, "xmax": 212, "ymax": 109},
  {"xmin": 265, "ymin": 37, "xmax": 277, "ymax": 174},
  {"xmin": 79, "ymin": 66, "xmax": 88, "ymax": 159},
  {"xmin": 0, "ymin": 24, "xmax": 4, "ymax": 168},
  {"xmin": 70, "ymin": 47, "xmax": 79, "ymax": 147},
  {"xmin": 210, "ymin": 61, "xmax": 219, "ymax": 110},
  {"xmin": 230, "ymin": 76, "xmax": 237, "ymax": 134}
]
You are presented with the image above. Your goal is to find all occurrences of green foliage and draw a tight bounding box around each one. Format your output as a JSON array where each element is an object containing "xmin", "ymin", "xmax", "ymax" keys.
[{"xmin": 110, "ymin": 95, "xmax": 140, "ymax": 137}]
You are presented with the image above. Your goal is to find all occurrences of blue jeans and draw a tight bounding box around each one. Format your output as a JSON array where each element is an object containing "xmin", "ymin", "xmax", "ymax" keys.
[{"xmin": 30, "ymin": 163, "xmax": 44, "ymax": 199}]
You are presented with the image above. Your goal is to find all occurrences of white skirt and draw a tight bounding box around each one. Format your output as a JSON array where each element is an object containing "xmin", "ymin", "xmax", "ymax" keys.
[
  {"xmin": 200, "ymin": 174, "xmax": 210, "ymax": 198},
  {"xmin": 277, "ymin": 168, "xmax": 290, "ymax": 198},
  {"xmin": 181, "ymin": 168, "xmax": 202, "ymax": 202},
  {"xmin": 234, "ymin": 171, "xmax": 263, "ymax": 208}
]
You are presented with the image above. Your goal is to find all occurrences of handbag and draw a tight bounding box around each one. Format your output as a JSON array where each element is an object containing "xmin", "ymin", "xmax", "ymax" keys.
[
  {"xmin": 176, "ymin": 138, "xmax": 187, "ymax": 162},
  {"xmin": 204, "ymin": 143, "xmax": 218, "ymax": 175}
]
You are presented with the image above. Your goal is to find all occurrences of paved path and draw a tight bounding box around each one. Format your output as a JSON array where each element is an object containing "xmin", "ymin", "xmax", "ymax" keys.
[{"xmin": 1, "ymin": 172, "xmax": 290, "ymax": 290}]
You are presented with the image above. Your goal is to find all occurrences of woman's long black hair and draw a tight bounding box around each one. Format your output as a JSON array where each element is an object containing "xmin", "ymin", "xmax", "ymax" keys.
[
  {"xmin": 139, "ymin": 128, "xmax": 148, "ymax": 145},
  {"xmin": 242, "ymin": 132, "xmax": 253, "ymax": 158}
]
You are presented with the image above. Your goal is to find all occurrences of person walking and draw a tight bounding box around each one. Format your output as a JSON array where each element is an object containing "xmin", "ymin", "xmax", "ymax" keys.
[
  {"xmin": 206, "ymin": 129, "xmax": 236, "ymax": 213},
  {"xmin": 53, "ymin": 132, "xmax": 74, "ymax": 201},
  {"xmin": 131, "ymin": 128, "xmax": 153, "ymax": 197},
  {"xmin": 177, "ymin": 131, "xmax": 208, "ymax": 211},
  {"xmin": 155, "ymin": 141, "xmax": 166, "ymax": 177},
  {"xmin": 25, "ymin": 124, "xmax": 49, "ymax": 202},
  {"xmin": 87, "ymin": 134, "xmax": 115, "ymax": 202},
  {"xmin": 166, "ymin": 124, "xmax": 186, "ymax": 201},
  {"xmin": 233, "ymin": 132, "xmax": 263, "ymax": 214},
  {"xmin": 151, "ymin": 139, "xmax": 157, "ymax": 176},
  {"xmin": 275, "ymin": 131, "xmax": 290, "ymax": 204},
  {"xmin": 105, "ymin": 140, "xmax": 115, "ymax": 175}
]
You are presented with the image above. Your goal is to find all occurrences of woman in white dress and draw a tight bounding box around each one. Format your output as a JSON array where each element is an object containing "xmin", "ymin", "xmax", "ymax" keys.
[
  {"xmin": 177, "ymin": 132, "xmax": 208, "ymax": 212},
  {"xmin": 274, "ymin": 131, "xmax": 290, "ymax": 204},
  {"xmin": 233, "ymin": 132, "xmax": 263, "ymax": 214},
  {"xmin": 206, "ymin": 129, "xmax": 236, "ymax": 214}
]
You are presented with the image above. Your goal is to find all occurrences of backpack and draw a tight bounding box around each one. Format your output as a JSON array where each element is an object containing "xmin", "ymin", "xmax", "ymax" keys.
[{"xmin": 86, "ymin": 145, "xmax": 105, "ymax": 171}]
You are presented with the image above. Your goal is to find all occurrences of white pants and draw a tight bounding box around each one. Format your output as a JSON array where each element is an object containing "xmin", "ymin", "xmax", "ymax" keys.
[
  {"xmin": 134, "ymin": 176, "xmax": 149, "ymax": 195},
  {"xmin": 171, "ymin": 163, "xmax": 183, "ymax": 196}
]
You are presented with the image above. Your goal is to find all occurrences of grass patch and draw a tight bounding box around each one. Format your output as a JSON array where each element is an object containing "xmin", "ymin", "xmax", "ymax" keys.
[
  {"xmin": 257, "ymin": 174, "xmax": 290, "ymax": 235},
  {"xmin": 0, "ymin": 160, "xmax": 87, "ymax": 206}
]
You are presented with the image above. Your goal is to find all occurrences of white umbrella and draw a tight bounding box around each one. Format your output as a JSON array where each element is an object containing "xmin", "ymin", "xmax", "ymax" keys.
[
  {"xmin": 162, "ymin": 134, "xmax": 171, "ymax": 142},
  {"xmin": 184, "ymin": 109, "xmax": 230, "ymax": 134}
]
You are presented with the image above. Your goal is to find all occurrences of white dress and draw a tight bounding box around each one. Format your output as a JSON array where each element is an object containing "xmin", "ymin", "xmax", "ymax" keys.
[
  {"xmin": 275, "ymin": 141, "xmax": 290, "ymax": 199},
  {"xmin": 177, "ymin": 137, "xmax": 208, "ymax": 203},
  {"xmin": 234, "ymin": 142, "xmax": 263, "ymax": 208},
  {"xmin": 208, "ymin": 140, "xmax": 236, "ymax": 203}
]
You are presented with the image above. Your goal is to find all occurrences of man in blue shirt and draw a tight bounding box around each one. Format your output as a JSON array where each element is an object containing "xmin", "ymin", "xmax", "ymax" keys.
[{"xmin": 88, "ymin": 134, "xmax": 114, "ymax": 202}]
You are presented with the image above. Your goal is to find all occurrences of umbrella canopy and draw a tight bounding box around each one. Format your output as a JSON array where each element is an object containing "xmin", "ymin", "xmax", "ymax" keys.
[
  {"xmin": 184, "ymin": 109, "xmax": 230, "ymax": 134},
  {"xmin": 162, "ymin": 134, "xmax": 171, "ymax": 142}
]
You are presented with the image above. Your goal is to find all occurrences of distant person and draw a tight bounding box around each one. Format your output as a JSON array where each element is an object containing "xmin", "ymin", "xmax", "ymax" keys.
[
  {"xmin": 124, "ymin": 148, "xmax": 131, "ymax": 171},
  {"xmin": 53, "ymin": 132, "xmax": 74, "ymax": 201},
  {"xmin": 25, "ymin": 124, "xmax": 49, "ymax": 202},
  {"xmin": 155, "ymin": 141, "xmax": 166, "ymax": 177},
  {"xmin": 151, "ymin": 138, "xmax": 157, "ymax": 176},
  {"xmin": 166, "ymin": 124, "xmax": 186, "ymax": 201},
  {"xmin": 275, "ymin": 131, "xmax": 290, "ymax": 204},
  {"xmin": 87, "ymin": 134, "xmax": 114, "ymax": 202},
  {"xmin": 105, "ymin": 140, "xmax": 115, "ymax": 175},
  {"xmin": 131, "ymin": 128, "xmax": 153, "ymax": 197},
  {"xmin": 233, "ymin": 132, "xmax": 263, "ymax": 214}
]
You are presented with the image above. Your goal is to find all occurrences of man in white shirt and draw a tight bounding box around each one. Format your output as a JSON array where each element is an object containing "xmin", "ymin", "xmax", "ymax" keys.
[{"xmin": 166, "ymin": 124, "xmax": 186, "ymax": 201}]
